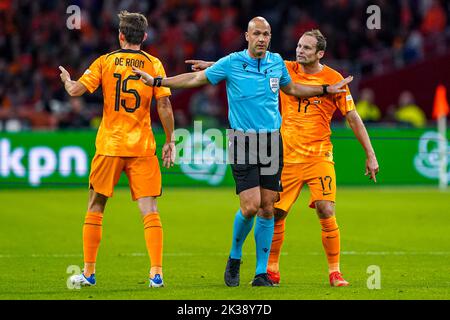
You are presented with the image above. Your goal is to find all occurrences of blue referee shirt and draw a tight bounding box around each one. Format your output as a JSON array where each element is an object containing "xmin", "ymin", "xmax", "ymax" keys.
[{"xmin": 205, "ymin": 49, "xmax": 291, "ymax": 131}]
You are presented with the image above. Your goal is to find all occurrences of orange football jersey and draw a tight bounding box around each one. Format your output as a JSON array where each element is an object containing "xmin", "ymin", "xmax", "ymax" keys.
[
  {"xmin": 78, "ymin": 49, "xmax": 171, "ymax": 156},
  {"xmin": 281, "ymin": 61, "xmax": 355, "ymax": 163}
]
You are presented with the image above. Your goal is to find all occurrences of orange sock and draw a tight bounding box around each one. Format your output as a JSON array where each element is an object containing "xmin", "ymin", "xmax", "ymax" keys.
[
  {"xmin": 83, "ymin": 212, "xmax": 103, "ymax": 276},
  {"xmin": 268, "ymin": 219, "xmax": 286, "ymax": 273},
  {"xmin": 320, "ymin": 216, "xmax": 340, "ymax": 274},
  {"xmin": 143, "ymin": 212, "xmax": 163, "ymax": 277}
]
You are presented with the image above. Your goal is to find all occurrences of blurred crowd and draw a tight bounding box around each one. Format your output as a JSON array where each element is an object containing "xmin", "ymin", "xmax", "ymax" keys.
[
  {"xmin": 0, "ymin": 0, "xmax": 449, "ymax": 131},
  {"xmin": 356, "ymin": 88, "xmax": 427, "ymax": 127}
]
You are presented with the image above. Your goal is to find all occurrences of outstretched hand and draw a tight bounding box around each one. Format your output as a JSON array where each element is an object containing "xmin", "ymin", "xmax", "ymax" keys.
[
  {"xmin": 327, "ymin": 76, "xmax": 353, "ymax": 94},
  {"xmin": 132, "ymin": 67, "xmax": 154, "ymax": 85},
  {"xmin": 185, "ymin": 60, "xmax": 214, "ymax": 71},
  {"xmin": 58, "ymin": 66, "xmax": 71, "ymax": 83}
]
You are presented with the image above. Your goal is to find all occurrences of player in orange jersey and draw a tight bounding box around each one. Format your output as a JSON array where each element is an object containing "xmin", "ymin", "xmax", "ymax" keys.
[
  {"xmin": 59, "ymin": 11, "xmax": 175, "ymax": 288},
  {"xmin": 267, "ymin": 30, "xmax": 379, "ymax": 287},
  {"xmin": 185, "ymin": 30, "xmax": 377, "ymax": 288}
]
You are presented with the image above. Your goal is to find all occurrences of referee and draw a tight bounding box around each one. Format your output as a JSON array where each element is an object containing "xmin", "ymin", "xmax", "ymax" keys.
[{"xmin": 133, "ymin": 16, "xmax": 352, "ymax": 287}]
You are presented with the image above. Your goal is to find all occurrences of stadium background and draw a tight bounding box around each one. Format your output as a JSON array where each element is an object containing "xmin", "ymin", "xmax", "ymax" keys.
[{"xmin": 1, "ymin": 0, "xmax": 450, "ymax": 300}]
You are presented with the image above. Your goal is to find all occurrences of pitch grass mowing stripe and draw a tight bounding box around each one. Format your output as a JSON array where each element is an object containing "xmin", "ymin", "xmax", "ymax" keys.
[
  {"xmin": 2, "ymin": 251, "xmax": 450, "ymax": 259},
  {"xmin": 0, "ymin": 187, "xmax": 449, "ymax": 300}
]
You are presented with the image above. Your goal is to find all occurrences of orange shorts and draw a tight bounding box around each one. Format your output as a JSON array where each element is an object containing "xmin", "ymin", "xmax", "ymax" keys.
[
  {"xmin": 275, "ymin": 161, "xmax": 336, "ymax": 212},
  {"xmin": 89, "ymin": 154, "xmax": 162, "ymax": 200}
]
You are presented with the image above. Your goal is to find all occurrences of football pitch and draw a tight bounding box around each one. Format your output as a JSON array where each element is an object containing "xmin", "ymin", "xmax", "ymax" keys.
[{"xmin": 0, "ymin": 186, "xmax": 449, "ymax": 300}]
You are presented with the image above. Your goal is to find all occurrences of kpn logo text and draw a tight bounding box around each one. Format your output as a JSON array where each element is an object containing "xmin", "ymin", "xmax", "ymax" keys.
[{"xmin": 0, "ymin": 139, "xmax": 88, "ymax": 186}]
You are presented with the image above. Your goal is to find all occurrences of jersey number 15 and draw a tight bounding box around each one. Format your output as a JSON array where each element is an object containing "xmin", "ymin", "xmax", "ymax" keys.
[{"xmin": 113, "ymin": 73, "xmax": 141, "ymax": 113}]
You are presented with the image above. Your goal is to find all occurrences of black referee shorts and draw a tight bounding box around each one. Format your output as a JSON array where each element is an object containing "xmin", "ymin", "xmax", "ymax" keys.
[{"xmin": 228, "ymin": 130, "xmax": 284, "ymax": 195}]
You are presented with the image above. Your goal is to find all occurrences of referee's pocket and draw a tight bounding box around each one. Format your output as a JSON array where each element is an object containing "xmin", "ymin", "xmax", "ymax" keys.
[{"xmin": 237, "ymin": 78, "xmax": 258, "ymax": 99}]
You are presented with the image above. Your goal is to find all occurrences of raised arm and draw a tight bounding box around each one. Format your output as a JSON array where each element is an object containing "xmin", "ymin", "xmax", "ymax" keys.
[
  {"xmin": 156, "ymin": 96, "xmax": 175, "ymax": 168},
  {"xmin": 132, "ymin": 67, "xmax": 210, "ymax": 89},
  {"xmin": 59, "ymin": 66, "xmax": 87, "ymax": 96},
  {"xmin": 280, "ymin": 76, "xmax": 353, "ymax": 98},
  {"xmin": 346, "ymin": 110, "xmax": 379, "ymax": 182}
]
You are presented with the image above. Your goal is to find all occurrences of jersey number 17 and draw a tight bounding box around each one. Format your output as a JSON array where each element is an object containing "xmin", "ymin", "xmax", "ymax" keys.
[{"xmin": 298, "ymin": 98, "xmax": 311, "ymax": 113}]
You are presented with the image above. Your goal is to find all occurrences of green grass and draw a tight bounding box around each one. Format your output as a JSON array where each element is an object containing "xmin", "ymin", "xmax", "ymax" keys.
[{"xmin": 0, "ymin": 187, "xmax": 449, "ymax": 300}]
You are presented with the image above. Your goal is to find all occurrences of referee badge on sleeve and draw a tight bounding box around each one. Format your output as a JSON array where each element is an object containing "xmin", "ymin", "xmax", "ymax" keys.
[{"xmin": 270, "ymin": 78, "xmax": 279, "ymax": 93}]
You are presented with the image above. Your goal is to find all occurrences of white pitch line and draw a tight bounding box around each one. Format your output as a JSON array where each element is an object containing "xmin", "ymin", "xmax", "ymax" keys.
[{"xmin": 1, "ymin": 251, "xmax": 450, "ymax": 259}]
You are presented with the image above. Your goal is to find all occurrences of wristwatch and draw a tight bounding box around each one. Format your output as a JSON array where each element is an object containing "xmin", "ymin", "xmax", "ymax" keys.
[{"xmin": 322, "ymin": 84, "xmax": 329, "ymax": 95}]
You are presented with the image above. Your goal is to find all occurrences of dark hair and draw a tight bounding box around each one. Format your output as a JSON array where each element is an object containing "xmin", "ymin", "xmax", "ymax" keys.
[
  {"xmin": 303, "ymin": 29, "xmax": 326, "ymax": 52},
  {"xmin": 118, "ymin": 11, "xmax": 148, "ymax": 45}
]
